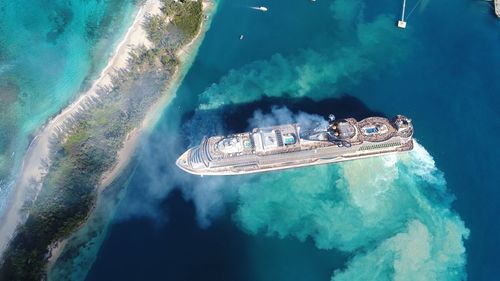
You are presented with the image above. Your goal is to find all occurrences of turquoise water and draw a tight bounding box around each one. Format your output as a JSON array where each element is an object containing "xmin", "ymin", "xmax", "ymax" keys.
[
  {"xmin": 1, "ymin": 0, "xmax": 496, "ymax": 279},
  {"xmin": 0, "ymin": 0, "xmax": 137, "ymax": 211},
  {"xmin": 85, "ymin": 0, "xmax": 499, "ymax": 280}
]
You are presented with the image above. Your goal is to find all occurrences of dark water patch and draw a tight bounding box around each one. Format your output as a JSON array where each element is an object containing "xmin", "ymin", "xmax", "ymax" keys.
[
  {"xmin": 84, "ymin": 0, "xmax": 135, "ymax": 42},
  {"xmin": 181, "ymin": 94, "xmax": 385, "ymax": 147},
  {"xmin": 0, "ymin": 80, "xmax": 19, "ymax": 176},
  {"xmin": 246, "ymin": 236, "xmax": 347, "ymax": 281},
  {"xmin": 86, "ymin": 190, "xmax": 251, "ymax": 281},
  {"xmin": 46, "ymin": 7, "xmax": 74, "ymax": 43},
  {"xmin": 87, "ymin": 184, "xmax": 348, "ymax": 281},
  {"xmin": 0, "ymin": 79, "xmax": 19, "ymax": 106}
]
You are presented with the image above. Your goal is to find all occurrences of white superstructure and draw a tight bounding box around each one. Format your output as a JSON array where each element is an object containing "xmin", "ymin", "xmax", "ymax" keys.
[{"xmin": 177, "ymin": 115, "xmax": 414, "ymax": 175}]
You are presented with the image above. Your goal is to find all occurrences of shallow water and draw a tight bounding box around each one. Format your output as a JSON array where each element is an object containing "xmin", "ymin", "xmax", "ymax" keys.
[
  {"xmin": 52, "ymin": 0, "xmax": 500, "ymax": 279},
  {"xmin": 0, "ymin": 0, "xmax": 137, "ymax": 212}
]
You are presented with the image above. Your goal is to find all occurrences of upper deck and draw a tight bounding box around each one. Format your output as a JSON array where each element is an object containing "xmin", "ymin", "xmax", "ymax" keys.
[{"xmin": 179, "ymin": 115, "xmax": 413, "ymax": 172}]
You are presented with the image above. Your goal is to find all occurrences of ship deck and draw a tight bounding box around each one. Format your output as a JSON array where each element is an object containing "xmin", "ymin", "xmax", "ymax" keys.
[{"xmin": 177, "ymin": 115, "xmax": 414, "ymax": 175}]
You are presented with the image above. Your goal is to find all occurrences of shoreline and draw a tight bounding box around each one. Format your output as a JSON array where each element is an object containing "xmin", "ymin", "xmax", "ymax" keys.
[
  {"xmin": 46, "ymin": 0, "xmax": 215, "ymax": 271},
  {"xmin": 99, "ymin": 0, "xmax": 215, "ymax": 189},
  {"xmin": 0, "ymin": 0, "xmax": 163, "ymax": 257}
]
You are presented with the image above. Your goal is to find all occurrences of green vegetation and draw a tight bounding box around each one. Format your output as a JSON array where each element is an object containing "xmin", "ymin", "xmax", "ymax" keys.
[
  {"xmin": 0, "ymin": 1, "xmax": 205, "ymax": 280},
  {"xmin": 164, "ymin": 0, "xmax": 203, "ymax": 39},
  {"xmin": 0, "ymin": 124, "xmax": 112, "ymax": 280},
  {"xmin": 146, "ymin": 0, "xmax": 203, "ymax": 56}
]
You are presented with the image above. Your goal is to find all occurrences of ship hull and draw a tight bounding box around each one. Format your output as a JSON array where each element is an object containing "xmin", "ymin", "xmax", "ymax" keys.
[
  {"xmin": 176, "ymin": 147, "xmax": 412, "ymax": 176},
  {"xmin": 176, "ymin": 115, "xmax": 414, "ymax": 176}
]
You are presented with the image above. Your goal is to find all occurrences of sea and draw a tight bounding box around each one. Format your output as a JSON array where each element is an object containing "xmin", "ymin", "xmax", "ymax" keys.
[{"xmin": 3, "ymin": 0, "xmax": 500, "ymax": 280}]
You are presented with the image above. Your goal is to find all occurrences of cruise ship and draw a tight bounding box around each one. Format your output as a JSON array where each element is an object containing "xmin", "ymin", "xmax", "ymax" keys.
[{"xmin": 176, "ymin": 115, "xmax": 413, "ymax": 175}]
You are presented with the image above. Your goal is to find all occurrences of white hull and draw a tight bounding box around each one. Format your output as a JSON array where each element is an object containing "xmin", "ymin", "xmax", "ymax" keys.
[
  {"xmin": 176, "ymin": 115, "xmax": 414, "ymax": 176},
  {"xmin": 176, "ymin": 148, "xmax": 411, "ymax": 176}
]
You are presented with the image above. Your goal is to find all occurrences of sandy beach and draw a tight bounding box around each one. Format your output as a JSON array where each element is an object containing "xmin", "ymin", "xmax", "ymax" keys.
[
  {"xmin": 46, "ymin": 0, "xmax": 215, "ymax": 270},
  {"xmin": 99, "ymin": 0, "xmax": 215, "ymax": 188},
  {"xmin": 0, "ymin": 0, "xmax": 162, "ymax": 257}
]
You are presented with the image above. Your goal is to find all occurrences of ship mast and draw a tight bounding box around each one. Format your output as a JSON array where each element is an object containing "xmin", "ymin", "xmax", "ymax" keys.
[{"xmin": 397, "ymin": 0, "xmax": 407, "ymax": 29}]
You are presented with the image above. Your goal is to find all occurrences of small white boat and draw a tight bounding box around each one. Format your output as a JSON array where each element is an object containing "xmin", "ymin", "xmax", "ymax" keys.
[
  {"xmin": 239, "ymin": 34, "xmax": 244, "ymax": 40},
  {"xmin": 250, "ymin": 6, "xmax": 268, "ymax": 12}
]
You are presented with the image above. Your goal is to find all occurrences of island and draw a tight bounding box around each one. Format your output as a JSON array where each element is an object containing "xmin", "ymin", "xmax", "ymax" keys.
[{"xmin": 0, "ymin": 0, "xmax": 212, "ymax": 279}]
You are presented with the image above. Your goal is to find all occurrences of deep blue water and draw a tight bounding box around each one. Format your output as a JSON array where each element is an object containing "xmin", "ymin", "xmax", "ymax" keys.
[{"xmin": 84, "ymin": 0, "xmax": 499, "ymax": 280}]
